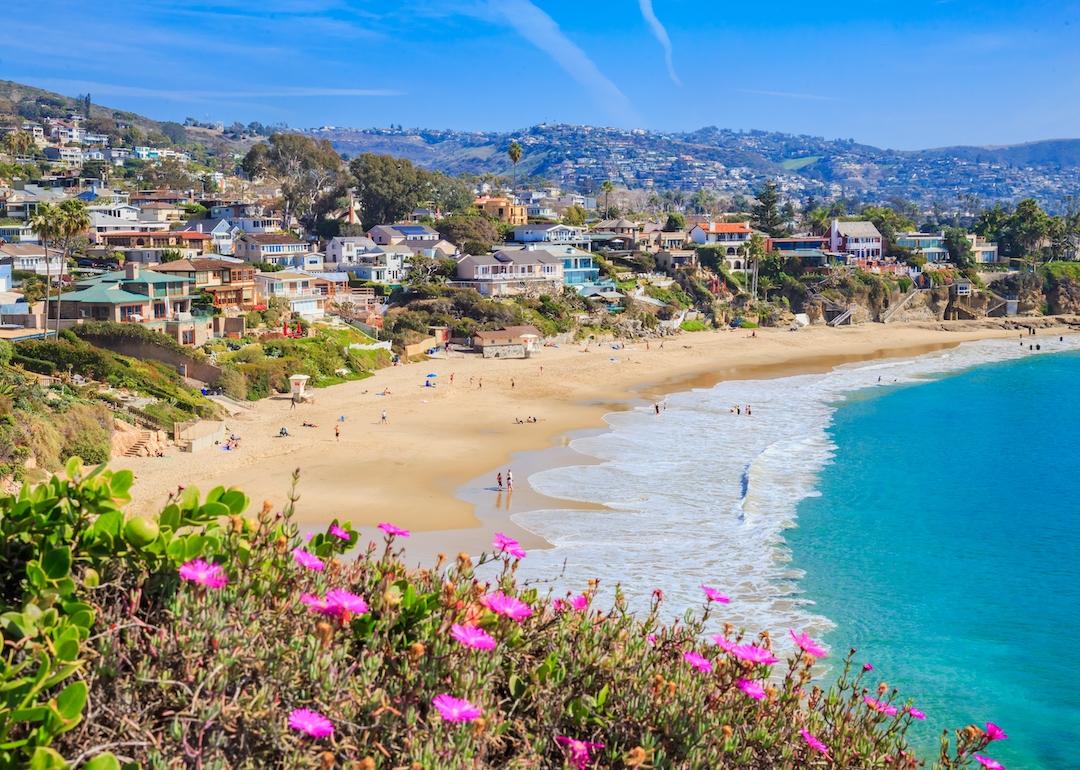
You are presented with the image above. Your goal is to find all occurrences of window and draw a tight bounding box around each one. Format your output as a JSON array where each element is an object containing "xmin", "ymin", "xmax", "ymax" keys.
[{"xmin": 119, "ymin": 305, "xmax": 141, "ymax": 322}]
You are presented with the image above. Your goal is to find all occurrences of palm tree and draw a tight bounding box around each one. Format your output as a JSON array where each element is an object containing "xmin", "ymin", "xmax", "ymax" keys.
[
  {"xmin": 4, "ymin": 130, "xmax": 34, "ymax": 158},
  {"xmin": 28, "ymin": 203, "xmax": 61, "ymax": 335},
  {"xmin": 601, "ymin": 180, "xmax": 614, "ymax": 218},
  {"xmin": 54, "ymin": 200, "xmax": 90, "ymax": 337},
  {"xmin": 507, "ymin": 141, "xmax": 522, "ymax": 191}
]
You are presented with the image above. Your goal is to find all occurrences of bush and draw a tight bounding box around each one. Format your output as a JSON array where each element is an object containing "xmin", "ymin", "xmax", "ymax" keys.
[
  {"xmin": 0, "ymin": 470, "xmax": 1007, "ymax": 769},
  {"xmin": 680, "ymin": 319, "xmax": 710, "ymax": 332},
  {"xmin": 11, "ymin": 352, "xmax": 56, "ymax": 375}
]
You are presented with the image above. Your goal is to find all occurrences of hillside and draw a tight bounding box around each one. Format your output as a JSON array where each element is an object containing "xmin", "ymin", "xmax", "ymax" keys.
[{"xmin": 311, "ymin": 124, "xmax": 1080, "ymax": 210}]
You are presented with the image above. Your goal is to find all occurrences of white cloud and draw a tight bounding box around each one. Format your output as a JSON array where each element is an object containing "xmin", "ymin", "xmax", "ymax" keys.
[
  {"xmin": 477, "ymin": 0, "xmax": 638, "ymax": 124},
  {"xmin": 638, "ymin": 0, "xmax": 681, "ymax": 86}
]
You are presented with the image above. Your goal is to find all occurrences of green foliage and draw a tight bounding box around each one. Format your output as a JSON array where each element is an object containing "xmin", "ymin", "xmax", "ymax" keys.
[
  {"xmin": 751, "ymin": 181, "xmax": 788, "ymax": 237},
  {"xmin": 663, "ymin": 212, "xmax": 687, "ymax": 232},
  {"xmin": 679, "ymin": 319, "xmax": 710, "ymax": 332}
]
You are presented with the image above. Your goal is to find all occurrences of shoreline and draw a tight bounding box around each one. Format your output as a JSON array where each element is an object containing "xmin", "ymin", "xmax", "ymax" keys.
[{"xmin": 113, "ymin": 318, "xmax": 1079, "ymax": 559}]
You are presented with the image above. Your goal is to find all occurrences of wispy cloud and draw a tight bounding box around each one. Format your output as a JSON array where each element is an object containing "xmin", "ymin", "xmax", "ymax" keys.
[
  {"xmin": 474, "ymin": 0, "xmax": 638, "ymax": 124},
  {"xmin": 738, "ymin": 89, "xmax": 839, "ymax": 102},
  {"xmin": 638, "ymin": 0, "xmax": 681, "ymax": 86}
]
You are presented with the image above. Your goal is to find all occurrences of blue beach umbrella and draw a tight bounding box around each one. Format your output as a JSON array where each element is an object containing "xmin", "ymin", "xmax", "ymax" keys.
[{"xmin": 426, "ymin": 373, "xmax": 438, "ymax": 378}]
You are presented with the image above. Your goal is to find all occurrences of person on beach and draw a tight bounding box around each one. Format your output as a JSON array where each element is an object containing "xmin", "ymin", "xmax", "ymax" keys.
[
  {"xmin": 381, "ymin": 410, "xmax": 388, "ymax": 424},
  {"xmin": 539, "ymin": 365, "xmax": 543, "ymax": 375},
  {"xmin": 290, "ymin": 399, "xmax": 296, "ymax": 410},
  {"xmin": 654, "ymin": 403, "xmax": 660, "ymax": 415},
  {"xmin": 478, "ymin": 378, "xmax": 483, "ymax": 390},
  {"xmin": 507, "ymin": 469, "xmax": 513, "ymax": 491},
  {"xmin": 746, "ymin": 405, "xmax": 752, "ymax": 416},
  {"xmin": 497, "ymin": 472, "xmax": 503, "ymax": 491},
  {"xmin": 450, "ymin": 372, "xmax": 455, "ymax": 385},
  {"xmin": 511, "ymin": 378, "xmax": 515, "ymax": 389},
  {"xmin": 334, "ymin": 424, "xmax": 340, "ymax": 441}
]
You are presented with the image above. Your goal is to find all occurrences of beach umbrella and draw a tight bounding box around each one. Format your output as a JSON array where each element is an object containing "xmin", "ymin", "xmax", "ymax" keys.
[{"xmin": 426, "ymin": 373, "xmax": 438, "ymax": 378}]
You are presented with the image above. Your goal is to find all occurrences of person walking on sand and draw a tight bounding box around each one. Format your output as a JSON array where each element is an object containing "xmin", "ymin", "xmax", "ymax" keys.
[
  {"xmin": 334, "ymin": 424, "xmax": 340, "ymax": 441},
  {"xmin": 506, "ymin": 469, "xmax": 513, "ymax": 491},
  {"xmin": 511, "ymin": 378, "xmax": 515, "ymax": 389},
  {"xmin": 381, "ymin": 409, "xmax": 388, "ymax": 424},
  {"xmin": 654, "ymin": 403, "xmax": 660, "ymax": 415},
  {"xmin": 450, "ymin": 372, "xmax": 455, "ymax": 385},
  {"xmin": 497, "ymin": 472, "xmax": 503, "ymax": 491}
]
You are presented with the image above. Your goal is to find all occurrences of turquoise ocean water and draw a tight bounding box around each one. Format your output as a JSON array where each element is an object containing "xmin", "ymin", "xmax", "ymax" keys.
[{"xmin": 788, "ymin": 351, "xmax": 1080, "ymax": 769}]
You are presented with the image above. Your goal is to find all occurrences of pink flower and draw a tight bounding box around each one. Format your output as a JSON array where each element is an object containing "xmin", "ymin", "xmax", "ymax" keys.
[
  {"xmin": 712, "ymin": 635, "xmax": 737, "ymax": 653},
  {"xmin": 908, "ymin": 707, "xmax": 926, "ymax": 720},
  {"xmin": 863, "ymin": 663, "xmax": 874, "ymax": 671},
  {"xmin": 646, "ymin": 633, "xmax": 658, "ymax": 645},
  {"xmin": 683, "ymin": 650, "xmax": 713, "ymax": 673},
  {"xmin": 974, "ymin": 757, "xmax": 1005, "ymax": 770},
  {"xmin": 493, "ymin": 531, "xmax": 526, "ymax": 559},
  {"xmin": 300, "ymin": 592, "xmax": 334, "ymax": 614},
  {"xmin": 555, "ymin": 736, "xmax": 605, "ymax": 770},
  {"xmin": 431, "ymin": 693, "xmax": 482, "ymax": 722},
  {"xmin": 864, "ymin": 696, "xmax": 898, "ymax": 716},
  {"xmin": 569, "ymin": 594, "xmax": 589, "ymax": 612},
  {"xmin": 178, "ymin": 558, "xmax": 228, "ymax": 588},
  {"xmin": 329, "ymin": 524, "xmax": 350, "ymax": 540},
  {"xmin": 480, "ymin": 591, "xmax": 533, "ymax": 622},
  {"xmin": 789, "ymin": 629, "xmax": 828, "ymax": 659},
  {"xmin": 378, "ymin": 522, "xmax": 410, "ymax": 538},
  {"xmin": 738, "ymin": 678, "xmax": 766, "ymax": 701},
  {"xmin": 701, "ymin": 584, "xmax": 730, "ymax": 603},
  {"xmin": 985, "ymin": 722, "xmax": 1008, "ymax": 742},
  {"xmin": 451, "ymin": 623, "xmax": 496, "ymax": 651},
  {"xmin": 288, "ymin": 708, "xmax": 333, "ymax": 738},
  {"xmin": 325, "ymin": 589, "xmax": 368, "ymax": 616},
  {"xmin": 292, "ymin": 547, "xmax": 325, "ymax": 571},
  {"xmin": 552, "ymin": 598, "xmax": 567, "ymax": 612},
  {"xmin": 730, "ymin": 643, "xmax": 779, "ymax": 666},
  {"xmin": 800, "ymin": 729, "xmax": 829, "ymax": 756}
]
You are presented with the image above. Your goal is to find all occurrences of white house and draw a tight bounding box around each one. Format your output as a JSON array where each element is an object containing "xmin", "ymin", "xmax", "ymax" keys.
[
  {"xmin": 967, "ymin": 234, "xmax": 1001, "ymax": 264},
  {"xmin": 255, "ymin": 271, "xmax": 327, "ymax": 319},
  {"xmin": 688, "ymin": 222, "xmax": 753, "ymax": 254},
  {"xmin": 510, "ymin": 223, "xmax": 587, "ymax": 245},
  {"xmin": 829, "ymin": 220, "xmax": 883, "ymax": 259},
  {"xmin": 89, "ymin": 212, "xmax": 170, "ymax": 241},
  {"xmin": 326, "ymin": 236, "xmax": 381, "ymax": 265},
  {"xmin": 454, "ymin": 249, "xmax": 564, "ymax": 297},
  {"xmin": 0, "ymin": 244, "xmax": 67, "ymax": 277},
  {"xmin": 234, "ymin": 233, "xmax": 311, "ymax": 264},
  {"xmin": 367, "ymin": 224, "xmax": 439, "ymax": 245}
]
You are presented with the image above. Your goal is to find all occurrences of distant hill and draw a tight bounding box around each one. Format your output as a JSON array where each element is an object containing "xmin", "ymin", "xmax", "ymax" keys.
[{"xmin": 310, "ymin": 124, "xmax": 1080, "ymax": 210}]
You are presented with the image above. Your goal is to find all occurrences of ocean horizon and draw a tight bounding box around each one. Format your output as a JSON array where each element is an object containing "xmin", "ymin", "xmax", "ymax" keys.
[{"xmin": 509, "ymin": 336, "xmax": 1080, "ymax": 769}]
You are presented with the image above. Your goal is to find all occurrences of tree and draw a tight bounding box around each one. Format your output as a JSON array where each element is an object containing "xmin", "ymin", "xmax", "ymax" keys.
[
  {"xmin": 3, "ymin": 130, "xmax": 34, "ymax": 157},
  {"xmin": 53, "ymin": 200, "xmax": 90, "ymax": 337},
  {"xmin": 563, "ymin": 205, "xmax": 587, "ymax": 227},
  {"xmin": 81, "ymin": 93, "xmax": 92, "ymax": 119},
  {"xmin": 350, "ymin": 153, "xmax": 427, "ymax": 230},
  {"xmin": 438, "ymin": 215, "xmax": 500, "ymax": 252},
  {"xmin": 943, "ymin": 227, "xmax": 974, "ymax": 270},
  {"xmin": 601, "ymin": 181, "xmax": 614, "ymax": 218},
  {"xmin": 28, "ymin": 203, "xmax": 61, "ymax": 334},
  {"xmin": 243, "ymin": 134, "xmax": 343, "ymax": 229},
  {"xmin": 858, "ymin": 205, "xmax": 915, "ymax": 255},
  {"xmin": 428, "ymin": 173, "xmax": 473, "ymax": 215},
  {"xmin": 751, "ymin": 181, "xmax": 786, "ymax": 237},
  {"xmin": 1009, "ymin": 198, "xmax": 1050, "ymax": 269},
  {"xmin": 690, "ymin": 188, "xmax": 716, "ymax": 216},
  {"xmin": 159, "ymin": 249, "xmax": 184, "ymax": 263},
  {"xmin": 507, "ymin": 141, "xmax": 522, "ymax": 189},
  {"xmin": 663, "ymin": 212, "xmax": 686, "ymax": 232}
]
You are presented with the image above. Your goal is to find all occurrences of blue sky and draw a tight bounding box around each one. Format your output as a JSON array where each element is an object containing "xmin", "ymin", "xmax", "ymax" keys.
[{"xmin": 4, "ymin": 0, "xmax": 1079, "ymax": 149}]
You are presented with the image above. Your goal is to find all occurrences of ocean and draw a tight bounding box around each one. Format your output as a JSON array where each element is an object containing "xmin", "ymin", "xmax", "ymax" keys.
[{"xmin": 510, "ymin": 336, "xmax": 1080, "ymax": 769}]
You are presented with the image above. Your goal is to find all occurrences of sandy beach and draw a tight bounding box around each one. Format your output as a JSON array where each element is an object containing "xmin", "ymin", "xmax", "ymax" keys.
[{"xmin": 114, "ymin": 319, "xmax": 1073, "ymax": 554}]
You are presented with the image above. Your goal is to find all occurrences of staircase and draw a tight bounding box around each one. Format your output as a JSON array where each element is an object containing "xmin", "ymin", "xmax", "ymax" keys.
[
  {"xmin": 207, "ymin": 393, "xmax": 254, "ymax": 415},
  {"xmin": 123, "ymin": 431, "xmax": 153, "ymax": 457},
  {"xmin": 828, "ymin": 305, "xmax": 856, "ymax": 327},
  {"xmin": 882, "ymin": 289, "xmax": 922, "ymax": 324}
]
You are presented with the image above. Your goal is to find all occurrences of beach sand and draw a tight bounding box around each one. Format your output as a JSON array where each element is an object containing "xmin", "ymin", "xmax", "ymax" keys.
[{"xmin": 113, "ymin": 320, "xmax": 1069, "ymax": 557}]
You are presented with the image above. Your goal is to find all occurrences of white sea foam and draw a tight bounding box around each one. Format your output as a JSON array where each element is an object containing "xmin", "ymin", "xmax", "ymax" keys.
[{"xmin": 507, "ymin": 336, "xmax": 1080, "ymax": 651}]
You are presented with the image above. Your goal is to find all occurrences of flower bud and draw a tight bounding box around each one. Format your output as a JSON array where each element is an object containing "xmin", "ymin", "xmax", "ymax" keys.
[
  {"xmin": 408, "ymin": 642, "xmax": 426, "ymax": 662},
  {"xmin": 624, "ymin": 747, "xmax": 648, "ymax": 767},
  {"xmin": 356, "ymin": 759, "xmax": 375, "ymax": 770},
  {"xmin": 319, "ymin": 752, "xmax": 335, "ymax": 770},
  {"xmin": 878, "ymin": 682, "xmax": 888, "ymax": 695},
  {"xmin": 315, "ymin": 621, "xmax": 333, "ymax": 649},
  {"xmin": 457, "ymin": 552, "xmax": 472, "ymax": 569},
  {"xmin": 722, "ymin": 725, "xmax": 734, "ymax": 738}
]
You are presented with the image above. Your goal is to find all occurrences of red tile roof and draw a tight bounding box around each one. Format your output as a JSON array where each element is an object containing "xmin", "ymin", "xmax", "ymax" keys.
[{"xmin": 696, "ymin": 222, "xmax": 752, "ymax": 234}]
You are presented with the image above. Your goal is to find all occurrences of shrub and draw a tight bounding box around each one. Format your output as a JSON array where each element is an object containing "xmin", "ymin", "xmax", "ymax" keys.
[
  {"xmin": 680, "ymin": 319, "xmax": 710, "ymax": 332},
  {"xmin": 0, "ymin": 469, "xmax": 1007, "ymax": 769},
  {"xmin": 11, "ymin": 352, "xmax": 56, "ymax": 375}
]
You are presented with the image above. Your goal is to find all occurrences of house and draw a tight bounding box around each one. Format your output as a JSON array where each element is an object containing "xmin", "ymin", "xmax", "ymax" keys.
[
  {"xmin": 234, "ymin": 233, "xmax": 311, "ymax": 264},
  {"xmin": 89, "ymin": 212, "xmax": 171, "ymax": 241},
  {"xmin": 472, "ymin": 325, "xmax": 542, "ymax": 359},
  {"xmin": 475, "ymin": 197, "xmax": 527, "ymax": 226},
  {"xmin": 654, "ymin": 231, "xmax": 688, "ymax": 251},
  {"xmin": 180, "ymin": 219, "xmax": 240, "ymax": 255},
  {"xmin": 768, "ymin": 235, "xmax": 828, "ymax": 252},
  {"xmin": 655, "ymin": 250, "xmax": 698, "ymax": 273},
  {"xmin": 896, "ymin": 232, "xmax": 949, "ymax": 263},
  {"xmin": 98, "ymin": 231, "xmax": 212, "ymax": 255},
  {"xmin": 326, "ymin": 236, "xmax": 381, "ymax": 266},
  {"xmin": 454, "ymin": 249, "xmax": 564, "ymax": 297},
  {"xmin": 136, "ymin": 202, "xmax": 186, "ymax": 223},
  {"xmin": 210, "ymin": 204, "xmax": 280, "ymax": 234},
  {"xmin": 966, "ymin": 234, "xmax": 1000, "ymax": 264},
  {"xmin": 526, "ymin": 202, "xmax": 558, "ymax": 220},
  {"xmin": 0, "ymin": 243, "xmax": 67, "ymax": 277},
  {"xmin": 348, "ymin": 248, "xmax": 408, "ymax": 285},
  {"xmin": 88, "ymin": 203, "xmax": 140, "ymax": 221},
  {"xmin": 43, "ymin": 147, "xmax": 84, "ymax": 166},
  {"xmin": 58, "ymin": 263, "xmax": 210, "ymax": 345},
  {"xmin": 0, "ymin": 185, "xmax": 70, "ymax": 220},
  {"xmin": 509, "ymin": 224, "xmax": 588, "ymax": 246},
  {"xmin": 129, "ymin": 190, "xmax": 191, "ymax": 207},
  {"xmin": 688, "ymin": 222, "xmax": 753, "ymax": 255},
  {"xmin": 829, "ymin": 220, "xmax": 883, "ymax": 259},
  {"xmin": 367, "ymin": 224, "xmax": 440, "ymax": 246},
  {"xmin": 0, "ymin": 221, "xmax": 39, "ymax": 243},
  {"xmin": 255, "ymin": 271, "xmax": 327, "ymax": 319},
  {"xmin": 152, "ymin": 258, "xmax": 258, "ymax": 309}
]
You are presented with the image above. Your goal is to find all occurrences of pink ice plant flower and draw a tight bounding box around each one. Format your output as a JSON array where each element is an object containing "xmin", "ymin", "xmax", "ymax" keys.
[
  {"xmin": 325, "ymin": 589, "xmax": 368, "ymax": 615},
  {"xmin": 493, "ymin": 531, "xmax": 526, "ymax": 559},
  {"xmin": 974, "ymin": 757, "xmax": 1005, "ymax": 770},
  {"xmin": 701, "ymin": 584, "xmax": 730, "ymax": 603},
  {"xmin": 480, "ymin": 591, "xmax": 533, "ymax": 622},
  {"xmin": 431, "ymin": 694, "xmax": 482, "ymax": 722},
  {"xmin": 378, "ymin": 522, "xmax": 410, "ymax": 538},
  {"xmin": 329, "ymin": 524, "xmax": 350, "ymax": 540},
  {"xmin": 451, "ymin": 623, "xmax": 497, "ymax": 651},
  {"xmin": 738, "ymin": 678, "xmax": 767, "ymax": 701},
  {"xmin": 908, "ymin": 707, "xmax": 927, "ymax": 720},
  {"xmin": 646, "ymin": 633, "xmax": 658, "ymax": 645},
  {"xmin": 300, "ymin": 593, "xmax": 334, "ymax": 614},
  {"xmin": 291, "ymin": 547, "xmax": 325, "ymax": 571},
  {"xmin": 789, "ymin": 629, "xmax": 828, "ymax": 659},
  {"xmin": 864, "ymin": 696, "xmax": 899, "ymax": 717},
  {"xmin": 683, "ymin": 650, "xmax": 713, "ymax": 674},
  {"xmin": 555, "ymin": 736, "xmax": 605, "ymax": 770},
  {"xmin": 730, "ymin": 643, "xmax": 780, "ymax": 666},
  {"xmin": 568, "ymin": 594, "xmax": 589, "ymax": 612},
  {"xmin": 712, "ymin": 635, "xmax": 737, "ymax": 653},
  {"xmin": 178, "ymin": 558, "xmax": 228, "ymax": 588},
  {"xmin": 800, "ymin": 729, "xmax": 829, "ymax": 757},
  {"xmin": 985, "ymin": 722, "xmax": 1008, "ymax": 742},
  {"xmin": 288, "ymin": 708, "xmax": 334, "ymax": 738}
]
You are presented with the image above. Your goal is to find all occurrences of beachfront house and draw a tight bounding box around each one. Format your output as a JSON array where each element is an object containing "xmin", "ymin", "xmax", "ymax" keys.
[
  {"xmin": 967, "ymin": 234, "xmax": 1001, "ymax": 264},
  {"xmin": 471, "ymin": 325, "xmax": 542, "ymax": 359},
  {"xmin": 0, "ymin": 243, "xmax": 67, "ymax": 277},
  {"xmin": 829, "ymin": 220, "xmax": 883, "ymax": 259},
  {"xmin": 152, "ymin": 258, "xmax": 258, "ymax": 309},
  {"xmin": 689, "ymin": 222, "xmax": 753, "ymax": 254},
  {"xmin": 453, "ymin": 249, "xmax": 564, "ymax": 297},
  {"xmin": 234, "ymin": 233, "xmax": 313, "ymax": 267},
  {"xmin": 98, "ymin": 231, "xmax": 212, "ymax": 255},
  {"xmin": 255, "ymin": 271, "xmax": 327, "ymax": 319},
  {"xmin": 896, "ymin": 232, "xmax": 949, "ymax": 263},
  {"xmin": 509, "ymin": 224, "xmax": 589, "ymax": 247},
  {"xmin": 768, "ymin": 235, "xmax": 829, "ymax": 252}
]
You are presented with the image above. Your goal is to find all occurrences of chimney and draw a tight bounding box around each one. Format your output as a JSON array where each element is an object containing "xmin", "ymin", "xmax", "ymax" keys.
[{"xmin": 125, "ymin": 262, "xmax": 139, "ymax": 280}]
